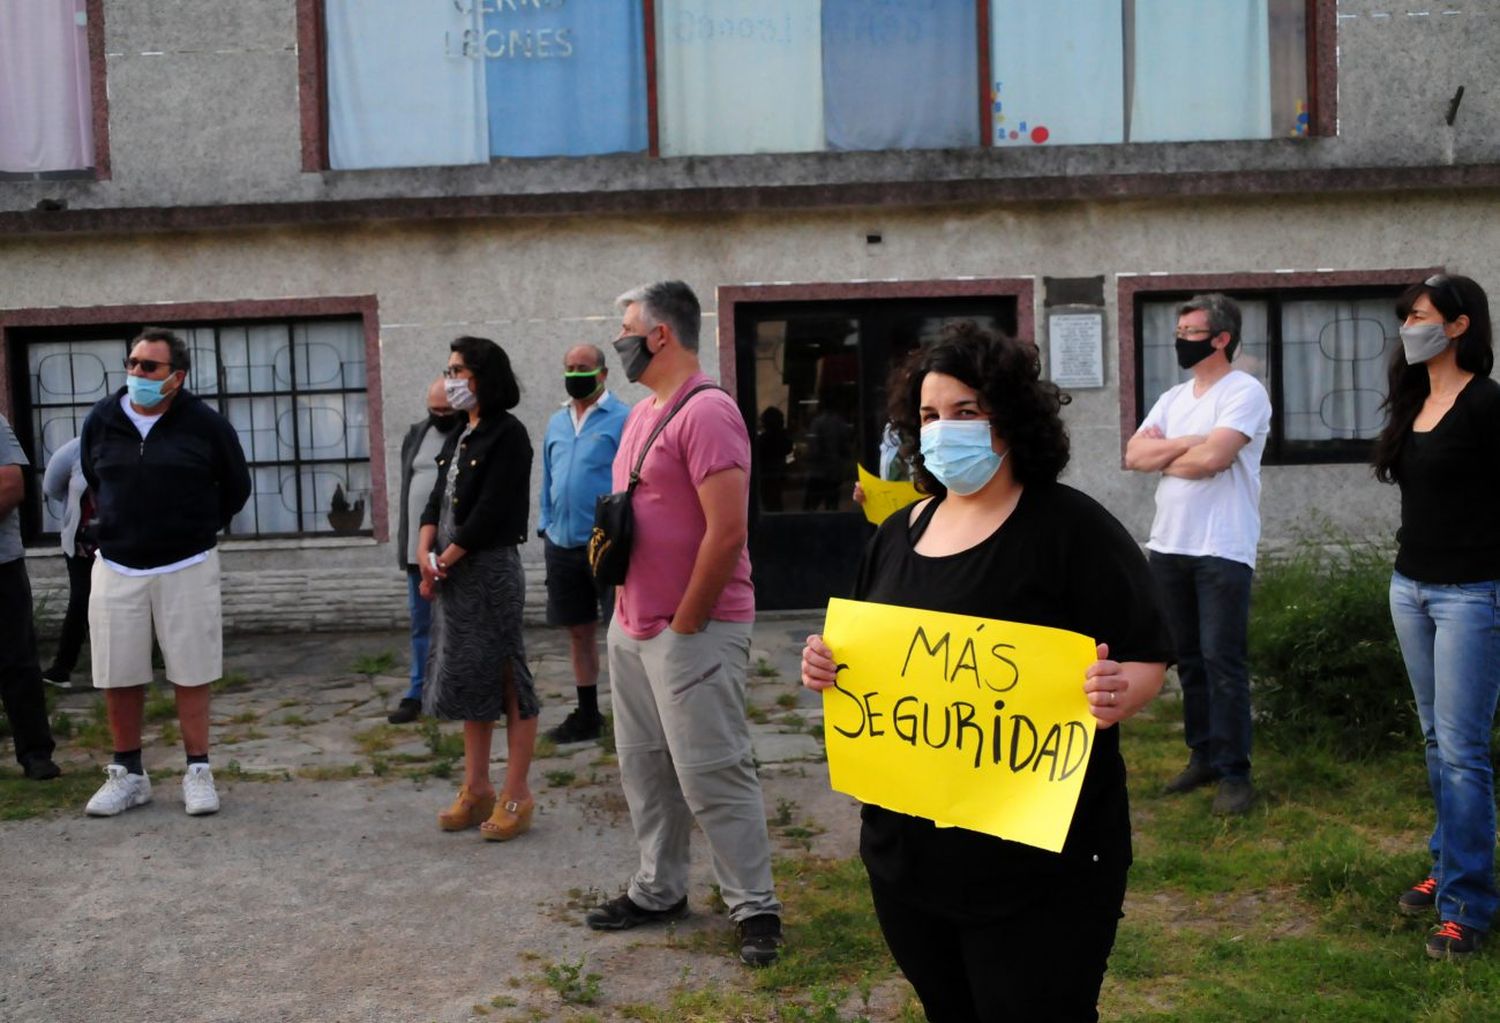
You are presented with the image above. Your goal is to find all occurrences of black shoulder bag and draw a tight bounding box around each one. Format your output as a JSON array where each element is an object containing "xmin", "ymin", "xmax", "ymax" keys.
[{"xmin": 588, "ymin": 383, "xmax": 719, "ymax": 586}]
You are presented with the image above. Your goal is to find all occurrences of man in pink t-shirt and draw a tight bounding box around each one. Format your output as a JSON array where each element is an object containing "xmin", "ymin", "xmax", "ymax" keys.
[{"xmin": 582, "ymin": 281, "xmax": 783, "ymax": 968}]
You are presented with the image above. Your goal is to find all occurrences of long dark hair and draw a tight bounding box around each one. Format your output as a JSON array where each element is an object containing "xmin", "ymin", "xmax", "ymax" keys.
[
  {"xmin": 1371, "ymin": 274, "xmax": 1493, "ymax": 483},
  {"xmin": 888, "ymin": 322, "xmax": 1071, "ymax": 495},
  {"xmin": 450, "ymin": 335, "xmax": 521, "ymax": 412}
]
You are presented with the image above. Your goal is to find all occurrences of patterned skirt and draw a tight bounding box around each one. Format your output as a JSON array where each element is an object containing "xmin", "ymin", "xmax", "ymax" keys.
[{"xmin": 422, "ymin": 544, "xmax": 538, "ymax": 722}]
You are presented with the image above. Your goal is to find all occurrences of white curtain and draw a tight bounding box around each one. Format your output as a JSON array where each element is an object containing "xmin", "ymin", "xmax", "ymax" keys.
[
  {"xmin": 990, "ymin": 0, "xmax": 1124, "ymax": 146},
  {"xmin": 0, "ymin": 0, "xmax": 93, "ymax": 172},
  {"xmin": 1280, "ymin": 298, "xmax": 1395, "ymax": 441},
  {"xmin": 325, "ymin": 0, "xmax": 488, "ymax": 170},
  {"xmin": 656, "ymin": 0, "xmax": 824, "ymax": 157},
  {"xmin": 1131, "ymin": 0, "xmax": 1271, "ymax": 142}
]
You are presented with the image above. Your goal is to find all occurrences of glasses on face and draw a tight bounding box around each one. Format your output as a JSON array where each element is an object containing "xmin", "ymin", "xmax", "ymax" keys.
[
  {"xmin": 1174, "ymin": 327, "xmax": 1216, "ymax": 342},
  {"xmin": 1424, "ymin": 274, "xmax": 1465, "ymax": 314},
  {"xmin": 124, "ymin": 357, "xmax": 173, "ymax": 374},
  {"xmin": 443, "ymin": 365, "xmax": 470, "ymax": 379}
]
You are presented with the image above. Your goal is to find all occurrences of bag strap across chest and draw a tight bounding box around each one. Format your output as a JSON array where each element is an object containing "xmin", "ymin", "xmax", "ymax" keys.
[{"xmin": 626, "ymin": 383, "xmax": 721, "ymax": 490}]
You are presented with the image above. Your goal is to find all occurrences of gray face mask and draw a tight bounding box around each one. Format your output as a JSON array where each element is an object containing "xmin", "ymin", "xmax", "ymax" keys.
[{"xmin": 1400, "ymin": 322, "xmax": 1451, "ymax": 365}]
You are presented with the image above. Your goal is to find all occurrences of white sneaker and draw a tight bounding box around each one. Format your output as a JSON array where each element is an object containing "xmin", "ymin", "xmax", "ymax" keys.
[
  {"xmin": 85, "ymin": 764, "xmax": 152, "ymax": 817},
  {"xmin": 182, "ymin": 763, "xmax": 220, "ymax": 816}
]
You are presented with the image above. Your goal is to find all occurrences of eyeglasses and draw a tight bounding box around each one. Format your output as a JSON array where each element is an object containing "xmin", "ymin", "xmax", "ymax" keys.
[
  {"xmin": 1424, "ymin": 274, "xmax": 1465, "ymax": 313},
  {"xmin": 1174, "ymin": 328, "xmax": 1217, "ymax": 342},
  {"xmin": 442, "ymin": 365, "xmax": 470, "ymax": 378},
  {"xmin": 124, "ymin": 357, "xmax": 173, "ymax": 374}
]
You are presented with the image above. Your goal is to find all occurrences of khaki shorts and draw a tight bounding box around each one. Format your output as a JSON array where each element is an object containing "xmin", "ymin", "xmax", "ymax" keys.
[{"xmin": 89, "ymin": 550, "xmax": 223, "ymax": 689}]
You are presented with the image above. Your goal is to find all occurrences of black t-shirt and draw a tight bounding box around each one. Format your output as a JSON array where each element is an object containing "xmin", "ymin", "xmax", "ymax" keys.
[
  {"xmin": 853, "ymin": 481, "xmax": 1174, "ymax": 918},
  {"xmin": 1395, "ymin": 375, "xmax": 1500, "ymax": 584}
]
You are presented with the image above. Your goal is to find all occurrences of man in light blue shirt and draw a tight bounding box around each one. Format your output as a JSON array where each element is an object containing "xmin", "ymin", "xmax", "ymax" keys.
[{"xmin": 539, "ymin": 344, "xmax": 629, "ymax": 743}]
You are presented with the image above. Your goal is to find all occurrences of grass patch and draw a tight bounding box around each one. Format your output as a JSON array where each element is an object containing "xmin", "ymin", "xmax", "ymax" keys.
[
  {"xmin": 421, "ymin": 720, "xmax": 464, "ymax": 760},
  {"xmin": 353, "ymin": 724, "xmax": 399, "ymax": 755},
  {"xmin": 144, "ymin": 686, "xmax": 176, "ymax": 722},
  {"xmin": 352, "ymin": 650, "xmax": 398, "ymax": 676},
  {"xmin": 0, "ymin": 768, "xmax": 101, "ymax": 820},
  {"xmin": 211, "ymin": 671, "xmax": 250, "ymax": 693},
  {"xmin": 754, "ymin": 657, "xmax": 780, "ymax": 678},
  {"xmin": 544, "ymin": 769, "xmax": 576, "ymax": 787},
  {"xmin": 776, "ymin": 692, "xmax": 800, "ymax": 710},
  {"xmin": 279, "ymin": 713, "xmax": 311, "ymax": 727}
]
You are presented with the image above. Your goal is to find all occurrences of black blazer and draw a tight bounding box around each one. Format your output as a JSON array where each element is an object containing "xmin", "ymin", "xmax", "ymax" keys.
[{"xmin": 420, "ymin": 411, "xmax": 531, "ymax": 552}]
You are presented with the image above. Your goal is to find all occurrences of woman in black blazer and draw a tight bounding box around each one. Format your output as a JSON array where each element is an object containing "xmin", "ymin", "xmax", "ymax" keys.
[{"xmin": 417, "ymin": 335, "xmax": 539, "ymax": 841}]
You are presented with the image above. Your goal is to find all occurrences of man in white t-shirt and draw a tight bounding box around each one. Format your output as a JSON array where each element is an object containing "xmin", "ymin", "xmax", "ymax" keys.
[{"xmin": 1125, "ymin": 294, "xmax": 1271, "ymax": 816}]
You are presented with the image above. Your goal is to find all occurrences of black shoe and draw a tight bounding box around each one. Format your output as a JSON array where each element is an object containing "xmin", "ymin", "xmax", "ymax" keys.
[
  {"xmin": 387, "ymin": 699, "xmax": 421, "ymax": 725},
  {"xmin": 736, "ymin": 913, "xmax": 783, "ymax": 967},
  {"xmin": 1163, "ymin": 759, "xmax": 1219, "ymax": 795},
  {"xmin": 23, "ymin": 756, "xmax": 61, "ymax": 781},
  {"xmin": 41, "ymin": 667, "xmax": 71, "ymax": 688},
  {"xmin": 547, "ymin": 708, "xmax": 603, "ymax": 744},
  {"xmin": 1426, "ymin": 920, "xmax": 1483, "ymax": 959},
  {"xmin": 585, "ymin": 892, "xmax": 688, "ymax": 931},
  {"xmin": 1399, "ymin": 876, "xmax": 1438, "ymax": 917},
  {"xmin": 1211, "ymin": 777, "xmax": 1255, "ymax": 816}
]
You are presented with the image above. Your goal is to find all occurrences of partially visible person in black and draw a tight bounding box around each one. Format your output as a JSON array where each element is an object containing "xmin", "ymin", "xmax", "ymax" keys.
[
  {"xmin": 418, "ymin": 336, "xmax": 540, "ymax": 841},
  {"xmin": 801, "ymin": 323, "xmax": 1172, "ymax": 1022},
  {"xmin": 756, "ymin": 407, "xmax": 792, "ymax": 512},
  {"xmin": 41, "ymin": 436, "xmax": 96, "ymax": 687},
  {"xmin": 0, "ymin": 411, "xmax": 59, "ymax": 780},
  {"xmin": 1373, "ymin": 274, "xmax": 1500, "ymax": 960}
]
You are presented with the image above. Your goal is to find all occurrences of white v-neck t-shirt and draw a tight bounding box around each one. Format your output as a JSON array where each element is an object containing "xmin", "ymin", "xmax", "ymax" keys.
[{"xmin": 1140, "ymin": 369, "xmax": 1271, "ymax": 569}]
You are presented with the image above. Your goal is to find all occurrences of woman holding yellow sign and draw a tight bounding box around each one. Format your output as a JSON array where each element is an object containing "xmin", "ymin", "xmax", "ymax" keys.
[{"xmin": 801, "ymin": 324, "xmax": 1172, "ymax": 1022}]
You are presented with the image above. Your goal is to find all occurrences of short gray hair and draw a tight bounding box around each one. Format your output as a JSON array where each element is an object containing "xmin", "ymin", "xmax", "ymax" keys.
[
  {"xmin": 615, "ymin": 280, "xmax": 701, "ymax": 353},
  {"xmin": 1177, "ymin": 293, "xmax": 1243, "ymax": 360}
]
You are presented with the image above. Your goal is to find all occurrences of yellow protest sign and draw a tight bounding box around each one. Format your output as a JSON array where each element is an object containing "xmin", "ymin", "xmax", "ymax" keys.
[
  {"xmin": 856, "ymin": 464, "xmax": 922, "ymax": 526},
  {"xmin": 820, "ymin": 597, "xmax": 1098, "ymax": 853}
]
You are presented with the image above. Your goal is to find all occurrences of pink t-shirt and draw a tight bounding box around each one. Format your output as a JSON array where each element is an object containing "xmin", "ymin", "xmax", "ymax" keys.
[{"xmin": 614, "ymin": 371, "xmax": 755, "ymax": 639}]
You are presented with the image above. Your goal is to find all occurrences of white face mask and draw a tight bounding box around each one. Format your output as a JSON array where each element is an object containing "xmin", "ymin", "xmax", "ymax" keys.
[
  {"xmin": 1400, "ymin": 322, "xmax": 1452, "ymax": 365},
  {"xmin": 444, "ymin": 377, "xmax": 478, "ymax": 411}
]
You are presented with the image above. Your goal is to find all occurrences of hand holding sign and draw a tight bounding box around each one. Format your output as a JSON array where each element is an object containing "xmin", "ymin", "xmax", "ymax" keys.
[{"xmin": 812, "ymin": 598, "xmax": 1099, "ymax": 853}]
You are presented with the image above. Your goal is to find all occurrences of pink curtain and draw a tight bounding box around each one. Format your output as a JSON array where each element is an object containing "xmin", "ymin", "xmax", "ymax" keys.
[{"xmin": 0, "ymin": 0, "xmax": 94, "ymax": 172}]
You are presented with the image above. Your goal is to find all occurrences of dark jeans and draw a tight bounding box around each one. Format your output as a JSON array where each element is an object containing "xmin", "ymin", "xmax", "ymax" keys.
[
  {"xmin": 1150, "ymin": 551, "xmax": 1255, "ymax": 781},
  {"xmin": 48, "ymin": 553, "xmax": 94, "ymax": 676},
  {"xmin": 0, "ymin": 558, "xmax": 55, "ymax": 768},
  {"xmin": 869, "ymin": 867, "xmax": 1127, "ymax": 1022}
]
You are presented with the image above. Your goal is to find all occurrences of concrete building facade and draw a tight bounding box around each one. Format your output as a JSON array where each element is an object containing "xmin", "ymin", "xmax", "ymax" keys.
[{"xmin": 2, "ymin": 1, "xmax": 1497, "ymax": 628}]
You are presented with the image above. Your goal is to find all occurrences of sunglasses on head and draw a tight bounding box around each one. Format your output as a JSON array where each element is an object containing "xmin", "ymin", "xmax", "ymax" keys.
[
  {"xmin": 124, "ymin": 357, "xmax": 174, "ymax": 374},
  {"xmin": 1424, "ymin": 274, "xmax": 1465, "ymax": 314}
]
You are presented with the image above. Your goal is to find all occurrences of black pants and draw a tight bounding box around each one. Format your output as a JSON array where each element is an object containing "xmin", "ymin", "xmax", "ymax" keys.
[
  {"xmin": 48, "ymin": 553, "xmax": 93, "ymax": 676},
  {"xmin": 0, "ymin": 559, "xmax": 55, "ymax": 768},
  {"xmin": 870, "ymin": 866, "xmax": 1127, "ymax": 1023}
]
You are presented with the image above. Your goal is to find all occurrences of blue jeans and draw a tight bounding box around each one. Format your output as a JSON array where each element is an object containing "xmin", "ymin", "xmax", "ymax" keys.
[
  {"xmin": 1149, "ymin": 552, "xmax": 1255, "ymax": 781},
  {"xmin": 1389, "ymin": 571, "xmax": 1500, "ymax": 931},
  {"xmin": 406, "ymin": 568, "xmax": 432, "ymax": 702}
]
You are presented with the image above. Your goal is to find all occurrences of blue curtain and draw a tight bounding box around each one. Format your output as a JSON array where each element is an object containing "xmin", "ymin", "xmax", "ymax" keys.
[
  {"xmin": 326, "ymin": 0, "xmax": 488, "ymax": 170},
  {"xmin": 482, "ymin": 0, "xmax": 647, "ymax": 158},
  {"xmin": 656, "ymin": 0, "xmax": 825, "ymax": 157},
  {"xmin": 989, "ymin": 0, "xmax": 1124, "ymax": 146},
  {"xmin": 822, "ymin": 0, "xmax": 978, "ymax": 152},
  {"xmin": 1131, "ymin": 0, "xmax": 1271, "ymax": 142}
]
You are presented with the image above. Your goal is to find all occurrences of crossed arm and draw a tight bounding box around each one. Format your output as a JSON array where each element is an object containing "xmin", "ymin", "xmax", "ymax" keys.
[{"xmin": 1124, "ymin": 426, "xmax": 1249, "ymax": 479}]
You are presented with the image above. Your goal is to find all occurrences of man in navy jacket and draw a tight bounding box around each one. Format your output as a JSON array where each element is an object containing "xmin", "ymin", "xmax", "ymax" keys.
[
  {"xmin": 538, "ymin": 344, "xmax": 628, "ymax": 743},
  {"xmin": 78, "ymin": 328, "xmax": 250, "ymax": 818}
]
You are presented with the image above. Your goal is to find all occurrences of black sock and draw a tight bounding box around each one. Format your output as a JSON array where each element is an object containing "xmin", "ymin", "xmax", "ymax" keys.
[
  {"xmin": 577, "ymin": 685, "xmax": 599, "ymax": 718},
  {"xmin": 186, "ymin": 753, "xmax": 209, "ymax": 766},
  {"xmin": 113, "ymin": 749, "xmax": 144, "ymax": 775}
]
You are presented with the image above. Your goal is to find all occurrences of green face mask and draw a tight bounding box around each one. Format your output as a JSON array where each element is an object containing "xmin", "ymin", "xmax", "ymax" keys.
[{"xmin": 564, "ymin": 369, "xmax": 603, "ymax": 400}]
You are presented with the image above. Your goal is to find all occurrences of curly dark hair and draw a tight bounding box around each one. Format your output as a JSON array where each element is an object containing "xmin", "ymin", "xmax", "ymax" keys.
[
  {"xmin": 888, "ymin": 322, "xmax": 1071, "ymax": 494},
  {"xmin": 450, "ymin": 335, "xmax": 521, "ymax": 412},
  {"xmin": 1372, "ymin": 274, "xmax": 1493, "ymax": 484}
]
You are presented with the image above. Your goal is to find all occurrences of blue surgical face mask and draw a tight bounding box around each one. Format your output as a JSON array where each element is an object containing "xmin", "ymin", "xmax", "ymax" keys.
[
  {"xmin": 919, "ymin": 419, "xmax": 1005, "ymax": 496},
  {"xmin": 126, "ymin": 373, "xmax": 175, "ymax": 409}
]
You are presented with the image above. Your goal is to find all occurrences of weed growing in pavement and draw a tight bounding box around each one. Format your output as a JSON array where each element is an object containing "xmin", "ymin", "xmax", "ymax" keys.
[
  {"xmin": 428, "ymin": 758, "xmax": 453, "ymax": 780},
  {"xmin": 542, "ymin": 957, "xmax": 602, "ymax": 1006},
  {"xmin": 776, "ymin": 691, "xmax": 799, "ymax": 709},
  {"xmin": 532, "ymin": 735, "xmax": 559, "ymax": 759},
  {"xmin": 598, "ymin": 714, "xmax": 616, "ymax": 755},
  {"xmin": 370, "ymin": 757, "xmax": 390, "ymax": 777},
  {"xmin": 351, "ymin": 650, "xmax": 397, "ymax": 676},
  {"xmin": 544, "ymin": 769, "xmax": 576, "ymax": 787},
  {"xmin": 421, "ymin": 720, "xmax": 463, "ymax": 759},
  {"xmin": 353, "ymin": 724, "xmax": 398, "ymax": 754},
  {"xmin": 754, "ymin": 657, "xmax": 779, "ymax": 678},
  {"xmin": 771, "ymin": 798, "xmax": 797, "ymax": 828},
  {"xmin": 50, "ymin": 710, "xmax": 74, "ymax": 739},
  {"xmin": 157, "ymin": 720, "xmax": 180, "ymax": 746},
  {"xmin": 779, "ymin": 712, "xmax": 806, "ymax": 731},
  {"xmin": 297, "ymin": 764, "xmax": 362, "ymax": 781},
  {"xmin": 276, "ymin": 698, "xmax": 302, "ymax": 709},
  {"xmin": 280, "ymin": 713, "xmax": 311, "ymax": 727},
  {"xmin": 210, "ymin": 672, "xmax": 250, "ymax": 693},
  {"xmin": 144, "ymin": 686, "xmax": 175, "ymax": 722},
  {"xmin": 229, "ymin": 711, "xmax": 259, "ymax": 725},
  {"xmin": 745, "ymin": 703, "xmax": 769, "ymax": 724}
]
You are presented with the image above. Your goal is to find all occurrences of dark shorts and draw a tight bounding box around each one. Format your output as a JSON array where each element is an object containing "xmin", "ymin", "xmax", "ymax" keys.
[{"xmin": 544, "ymin": 537, "xmax": 610, "ymax": 627}]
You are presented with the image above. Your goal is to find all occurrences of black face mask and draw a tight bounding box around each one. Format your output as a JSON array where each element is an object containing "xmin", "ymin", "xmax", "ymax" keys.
[
  {"xmin": 429, "ymin": 411, "xmax": 462, "ymax": 433},
  {"xmin": 1174, "ymin": 337, "xmax": 1216, "ymax": 370},
  {"xmin": 613, "ymin": 334, "xmax": 654, "ymax": 383},
  {"xmin": 564, "ymin": 371, "xmax": 602, "ymax": 400}
]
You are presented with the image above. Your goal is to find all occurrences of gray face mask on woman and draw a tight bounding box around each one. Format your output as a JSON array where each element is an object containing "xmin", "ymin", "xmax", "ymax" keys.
[{"xmin": 1400, "ymin": 322, "xmax": 1451, "ymax": 365}]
